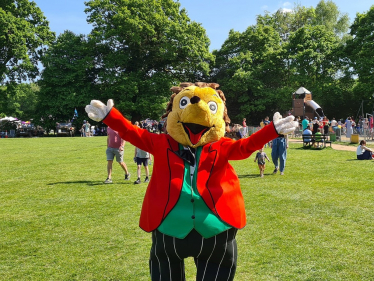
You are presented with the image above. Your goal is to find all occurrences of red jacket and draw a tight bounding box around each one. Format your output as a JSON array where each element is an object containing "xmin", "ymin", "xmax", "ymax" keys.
[{"xmin": 104, "ymin": 108, "xmax": 278, "ymax": 232}]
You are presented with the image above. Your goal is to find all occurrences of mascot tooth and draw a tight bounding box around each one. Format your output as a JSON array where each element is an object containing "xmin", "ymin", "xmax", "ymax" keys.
[{"xmin": 85, "ymin": 82, "xmax": 298, "ymax": 280}]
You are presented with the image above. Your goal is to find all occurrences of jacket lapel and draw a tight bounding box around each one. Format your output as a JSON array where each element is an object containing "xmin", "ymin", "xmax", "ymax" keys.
[{"xmin": 196, "ymin": 142, "xmax": 218, "ymax": 214}]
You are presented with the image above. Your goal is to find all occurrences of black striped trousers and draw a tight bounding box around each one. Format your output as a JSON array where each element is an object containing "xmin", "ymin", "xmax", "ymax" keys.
[{"xmin": 149, "ymin": 228, "xmax": 238, "ymax": 281}]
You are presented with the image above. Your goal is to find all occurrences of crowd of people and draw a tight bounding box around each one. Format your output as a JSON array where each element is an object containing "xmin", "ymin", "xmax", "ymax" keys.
[
  {"xmin": 101, "ymin": 113, "xmax": 374, "ymax": 184},
  {"xmin": 299, "ymin": 115, "xmax": 374, "ymax": 140}
]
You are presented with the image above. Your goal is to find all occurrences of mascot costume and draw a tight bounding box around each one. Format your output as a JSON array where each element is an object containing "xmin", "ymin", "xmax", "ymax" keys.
[{"xmin": 85, "ymin": 82, "xmax": 297, "ymax": 281}]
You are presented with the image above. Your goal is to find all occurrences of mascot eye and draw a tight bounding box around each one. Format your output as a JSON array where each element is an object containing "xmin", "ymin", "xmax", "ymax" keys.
[
  {"xmin": 208, "ymin": 101, "xmax": 218, "ymax": 114},
  {"xmin": 179, "ymin": 96, "xmax": 190, "ymax": 109}
]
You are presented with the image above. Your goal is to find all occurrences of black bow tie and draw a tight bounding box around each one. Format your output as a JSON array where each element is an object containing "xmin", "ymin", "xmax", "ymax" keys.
[{"xmin": 174, "ymin": 147, "xmax": 196, "ymax": 166}]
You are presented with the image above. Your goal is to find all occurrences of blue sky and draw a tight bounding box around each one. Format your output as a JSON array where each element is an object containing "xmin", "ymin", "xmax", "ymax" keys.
[{"xmin": 32, "ymin": 0, "xmax": 374, "ymax": 51}]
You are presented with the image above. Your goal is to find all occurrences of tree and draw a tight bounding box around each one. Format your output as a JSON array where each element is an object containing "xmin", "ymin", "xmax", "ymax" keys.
[
  {"xmin": 0, "ymin": 0, "xmax": 55, "ymax": 84},
  {"xmin": 84, "ymin": 0, "xmax": 214, "ymax": 121},
  {"xmin": 0, "ymin": 82, "xmax": 39, "ymax": 119},
  {"xmin": 313, "ymin": 0, "xmax": 350, "ymax": 38},
  {"xmin": 211, "ymin": 24, "xmax": 289, "ymax": 123},
  {"xmin": 37, "ymin": 31, "xmax": 97, "ymax": 131},
  {"xmin": 256, "ymin": 1, "xmax": 349, "ymax": 41},
  {"xmin": 344, "ymin": 6, "xmax": 374, "ymax": 116}
]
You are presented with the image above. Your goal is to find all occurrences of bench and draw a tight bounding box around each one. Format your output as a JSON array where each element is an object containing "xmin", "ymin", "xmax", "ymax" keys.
[{"xmin": 302, "ymin": 134, "xmax": 332, "ymax": 148}]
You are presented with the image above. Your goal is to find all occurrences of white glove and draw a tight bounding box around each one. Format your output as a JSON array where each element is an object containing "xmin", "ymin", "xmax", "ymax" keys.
[
  {"xmin": 273, "ymin": 112, "xmax": 298, "ymax": 135},
  {"xmin": 85, "ymin": 99, "xmax": 114, "ymax": 122}
]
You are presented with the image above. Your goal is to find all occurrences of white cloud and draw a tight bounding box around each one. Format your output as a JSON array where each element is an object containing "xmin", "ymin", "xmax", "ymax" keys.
[
  {"xmin": 283, "ymin": 2, "xmax": 292, "ymax": 8},
  {"xmin": 280, "ymin": 8, "xmax": 293, "ymax": 13}
]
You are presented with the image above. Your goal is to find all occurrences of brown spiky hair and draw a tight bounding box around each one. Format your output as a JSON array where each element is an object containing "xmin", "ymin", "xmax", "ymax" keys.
[{"xmin": 162, "ymin": 82, "xmax": 231, "ymax": 125}]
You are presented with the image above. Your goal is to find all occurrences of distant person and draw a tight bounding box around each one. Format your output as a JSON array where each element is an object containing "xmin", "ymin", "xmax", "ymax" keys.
[
  {"xmin": 356, "ymin": 140, "xmax": 374, "ymax": 160},
  {"xmin": 104, "ymin": 126, "xmax": 130, "ymax": 184},
  {"xmin": 260, "ymin": 119, "xmax": 265, "ymax": 128},
  {"xmin": 133, "ymin": 122, "xmax": 152, "ymax": 184},
  {"xmin": 330, "ymin": 117, "xmax": 338, "ymax": 132},
  {"xmin": 254, "ymin": 147, "xmax": 270, "ymax": 178},
  {"xmin": 303, "ymin": 125, "xmax": 313, "ymax": 145},
  {"xmin": 302, "ymin": 116, "xmax": 309, "ymax": 131},
  {"xmin": 242, "ymin": 118, "xmax": 247, "ymax": 137},
  {"xmin": 263, "ymin": 116, "xmax": 270, "ymax": 126},
  {"xmin": 85, "ymin": 121, "xmax": 91, "ymax": 137},
  {"xmin": 271, "ymin": 133, "xmax": 288, "ymax": 176},
  {"xmin": 322, "ymin": 116, "xmax": 330, "ymax": 135},
  {"xmin": 314, "ymin": 128, "xmax": 323, "ymax": 148},
  {"xmin": 345, "ymin": 117, "xmax": 353, "ymax": 138},
  {"xmin": 158, "ymin": 121, "xmax": 163, "ymax": 134},
  {"xmin": 312, "ymin": 117, "xmax": 319, "ymax": 135}
]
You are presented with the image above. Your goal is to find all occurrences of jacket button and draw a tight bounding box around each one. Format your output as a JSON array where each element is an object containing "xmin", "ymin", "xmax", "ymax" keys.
[
  {"xmin": 191, "ymin": 215, "xmax": 195, "ymax": 219},
  {"xmin": 191, "ymin": 199, "xmax": 194, "ymax": 203}
]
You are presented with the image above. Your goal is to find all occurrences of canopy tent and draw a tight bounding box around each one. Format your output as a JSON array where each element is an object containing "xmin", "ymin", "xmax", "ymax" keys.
[{"xmin": 0, "ymin": 116, "xmax": 19, "ymax": 122}]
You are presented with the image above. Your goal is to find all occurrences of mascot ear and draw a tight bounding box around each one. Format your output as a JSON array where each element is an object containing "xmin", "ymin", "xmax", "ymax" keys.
[
  {"xmin": 207, "ymin": 83, "xmax": 220, "ymax": 90},
  {"xmin": 171, "ymin": 87, "xmax": 182, "ymax": 94}
]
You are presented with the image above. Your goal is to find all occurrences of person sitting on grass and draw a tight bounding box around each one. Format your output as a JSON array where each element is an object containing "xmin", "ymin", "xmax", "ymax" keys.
[{"xmin": 356, "ymin": 140, "xmax": 374, "ymax": 160}]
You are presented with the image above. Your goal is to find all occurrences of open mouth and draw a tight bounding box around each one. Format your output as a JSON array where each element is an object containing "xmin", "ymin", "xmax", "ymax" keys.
[{"xmin": 182, "ymin": 123, "xmax": 211, "ymax": 145}]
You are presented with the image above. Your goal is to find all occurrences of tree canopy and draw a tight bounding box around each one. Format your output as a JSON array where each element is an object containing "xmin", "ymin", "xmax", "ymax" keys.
[
  {"xmin": 2, "ymin": 0, "xmax": 374, "ymax": 125},
  {"xmin": 84, "ymin": 0, "xmax": 213, "ymax": 121},
  {"xmin": 0, "ymin": 0, "xmax": 55, "ymax": 84},
  {"xmin": 36, "ymin": 31, "xmax": 96, "ymax": 131}
]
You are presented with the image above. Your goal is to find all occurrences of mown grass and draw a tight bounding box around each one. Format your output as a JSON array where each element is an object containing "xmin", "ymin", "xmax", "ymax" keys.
[{"xmin": 1, "ymin": 136, "xmax": 373, "ymax": 280}]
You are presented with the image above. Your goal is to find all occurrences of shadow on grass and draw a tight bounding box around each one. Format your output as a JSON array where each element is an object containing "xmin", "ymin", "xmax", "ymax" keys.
[
  {"xmin": 47, "ymin": 180, "xmax": 132, "ymax": 186},
  {"xmin": 293, "ymin": 146, "xmax": 331, "ymax": 150},
  {"xmin": 238, "ymin": 174, "xmax": 274, "ymax": 178}
]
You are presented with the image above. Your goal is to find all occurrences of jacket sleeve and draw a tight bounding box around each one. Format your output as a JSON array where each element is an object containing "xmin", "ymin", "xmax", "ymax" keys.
[
  {"xmin": 102, "ymin": 107, "xmax": 155, "ymax": 154},
  {"xmin": 223, "ymin": 122, "xmax": 279, "ymax": 160}
]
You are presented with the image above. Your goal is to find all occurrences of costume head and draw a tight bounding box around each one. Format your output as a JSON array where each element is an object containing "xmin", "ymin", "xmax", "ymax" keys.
[{"xmin": 162, "ymin": 82, "xmax": 231, "ymax": 148}]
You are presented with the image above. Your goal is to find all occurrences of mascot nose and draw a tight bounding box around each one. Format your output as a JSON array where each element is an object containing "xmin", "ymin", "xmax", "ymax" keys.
[{"xmin": 190, "ymin": 96, "xmax": 200, "ymax": 104}]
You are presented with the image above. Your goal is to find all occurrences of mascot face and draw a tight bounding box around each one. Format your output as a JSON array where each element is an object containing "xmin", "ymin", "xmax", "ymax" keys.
[{"xmin": 166, "ymin": 86, "xmax": 226, "ymax": 148}]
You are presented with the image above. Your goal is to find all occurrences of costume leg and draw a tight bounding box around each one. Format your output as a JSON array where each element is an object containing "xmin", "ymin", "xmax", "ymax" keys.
[
  {"xmin": 195, "ymin": 228, "xmax": 237, "ymax": 281},
  {"xmin": 149, "ymin": 230, "xmax": 185, "ymax": 281}
]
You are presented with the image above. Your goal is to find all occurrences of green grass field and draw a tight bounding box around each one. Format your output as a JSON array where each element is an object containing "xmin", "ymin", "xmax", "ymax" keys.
[{"xmin": 1, "ymin": 136, "xmax": 373, "ymax": 280}]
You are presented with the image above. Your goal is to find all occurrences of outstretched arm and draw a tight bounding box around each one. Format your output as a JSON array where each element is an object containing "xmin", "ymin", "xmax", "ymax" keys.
[
  {"xmin": 225, "ymin": 112, "xmax": 298, "ymax": 160},
  {"xmin": 85, "ymin": 99, "xmax": 155, "ymax": 154}
]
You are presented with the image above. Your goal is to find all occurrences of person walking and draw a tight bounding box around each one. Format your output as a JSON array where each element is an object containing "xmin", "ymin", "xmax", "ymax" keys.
[
  {"xmin": 271, "ymin": 134, "xmax": 288, "ymax": 176},
  {"xmin": 133, "ymin": 121, "xmax": 152, "ymax": 184},
  {"xmin": 104, "ymin": 126, "xmax": 130, "ymax": 184},
  {"xmin": 254, "ymin": 147, "xmax": 270, "ymax": 177}
]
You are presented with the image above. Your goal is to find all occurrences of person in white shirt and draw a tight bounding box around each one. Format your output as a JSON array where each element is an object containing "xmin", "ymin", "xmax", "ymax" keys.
[{"xmin": 356, "ymin": 140, "xmax": 374, "ymax": 160}]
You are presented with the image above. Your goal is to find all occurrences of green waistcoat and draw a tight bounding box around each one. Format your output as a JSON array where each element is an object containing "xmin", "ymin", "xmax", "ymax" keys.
[{"xmin": 157, "ymin": 145, "xmax": 231, "ymax": 239}]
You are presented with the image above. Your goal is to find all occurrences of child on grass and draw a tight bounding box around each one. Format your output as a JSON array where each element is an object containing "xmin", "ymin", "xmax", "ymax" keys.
[{"xmin": 254, "ymin": 147, "xmax": 270, "ymax": 177}]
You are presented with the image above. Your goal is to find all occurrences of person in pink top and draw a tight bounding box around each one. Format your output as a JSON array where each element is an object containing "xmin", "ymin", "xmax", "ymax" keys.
[{"xmin": 104, "ymin": 126, "xmax": 130, "ymax": 184}]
